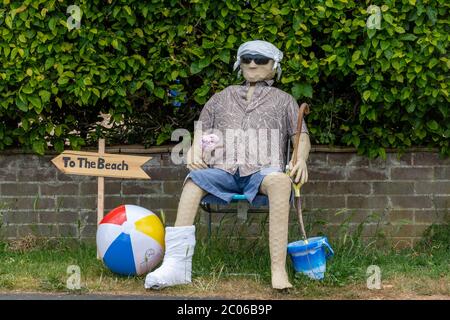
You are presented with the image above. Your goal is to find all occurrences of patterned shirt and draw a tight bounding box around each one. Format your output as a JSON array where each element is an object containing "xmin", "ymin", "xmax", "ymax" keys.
[{"xmin": 197, "ymin": 79, "xmax": 308, "ymax": 177}]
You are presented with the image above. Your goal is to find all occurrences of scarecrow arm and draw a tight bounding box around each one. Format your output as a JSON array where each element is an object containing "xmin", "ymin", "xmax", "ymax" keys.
[
  {"xmin": 186, "ymin": 131, "xmax": 208, "ymax": 171},
  {"xmin": 288, "ymin": 133, "xmax": 311, "ymax": 184}
]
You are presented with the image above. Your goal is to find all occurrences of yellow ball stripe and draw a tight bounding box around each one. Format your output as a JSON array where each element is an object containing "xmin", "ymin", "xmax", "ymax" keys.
[{"xmin": 134, "ymin": 215, "xmax": 165, "ymax": 249}]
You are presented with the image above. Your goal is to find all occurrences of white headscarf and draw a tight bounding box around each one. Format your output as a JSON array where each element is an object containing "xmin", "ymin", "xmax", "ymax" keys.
[{"xmin": 233, "ymin": 40, "xmax": 283, "ymax": 80}]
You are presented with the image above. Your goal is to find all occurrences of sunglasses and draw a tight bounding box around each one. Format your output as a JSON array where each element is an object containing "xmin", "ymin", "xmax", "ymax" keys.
[{"xmin": 240, "ymin": 54, "xmax": 272, "ymax": 65}]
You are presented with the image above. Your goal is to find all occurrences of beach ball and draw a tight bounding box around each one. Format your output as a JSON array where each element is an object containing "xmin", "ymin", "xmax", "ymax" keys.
[{"xmin": 96, "ymin": 205, "xmax": 165, "ymax": 276}]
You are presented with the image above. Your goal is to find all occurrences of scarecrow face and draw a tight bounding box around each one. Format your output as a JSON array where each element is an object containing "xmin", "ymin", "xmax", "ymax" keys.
[{"xmin": 240, "ymin": 54, "xmax": 276, "ymax": 83}]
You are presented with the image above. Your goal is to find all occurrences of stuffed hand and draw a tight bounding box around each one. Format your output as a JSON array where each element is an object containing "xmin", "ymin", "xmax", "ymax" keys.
[
  {"xmin": 288, "ymin": 158, "xmax": 308, "ymax": 184},
  {"xmin": 186, "ymin": 146, "xmax": 207, "ymax": 171}
]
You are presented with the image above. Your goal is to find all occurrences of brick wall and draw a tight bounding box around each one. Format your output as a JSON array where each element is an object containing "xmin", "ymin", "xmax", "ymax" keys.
[{"xmin": 0, "ymin": 148, "xmax": 448, "ymax": 247}]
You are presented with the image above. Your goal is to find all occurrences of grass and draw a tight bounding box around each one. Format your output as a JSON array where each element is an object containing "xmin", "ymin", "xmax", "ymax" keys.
[{"xmin": 0, "ymin": 216, "xmax": 449, "ymax": 299}]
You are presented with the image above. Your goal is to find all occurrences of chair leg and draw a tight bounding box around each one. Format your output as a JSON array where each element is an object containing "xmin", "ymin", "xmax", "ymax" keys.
[
  {"xmin": 207, "ymin": 203, "xmax": 212, "ymax": 240},
  {"xmin": 237, "ymin": 201, "xmax": 249, "ymax": 221}
]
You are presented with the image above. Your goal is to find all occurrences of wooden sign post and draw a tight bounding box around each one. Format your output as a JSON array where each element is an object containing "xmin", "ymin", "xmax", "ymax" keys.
[
  {"xmin": 51, "ymin": 139, "xmax": 152, "ymax": 258},
  {"xmin": 97, "ymin": 139, "xmax": 105, "ymax": 259}
]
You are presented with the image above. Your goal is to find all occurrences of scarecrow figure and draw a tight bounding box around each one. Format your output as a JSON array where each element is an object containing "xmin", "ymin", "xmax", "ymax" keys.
[{"xmin": 145, "ymin": 40, "xmax": 311, "ymax": 290}]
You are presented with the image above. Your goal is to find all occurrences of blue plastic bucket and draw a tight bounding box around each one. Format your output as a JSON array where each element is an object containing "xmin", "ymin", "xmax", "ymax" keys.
[{"xmin": 287, "ymin": 237, "xmax": 334, "ymax": 280}]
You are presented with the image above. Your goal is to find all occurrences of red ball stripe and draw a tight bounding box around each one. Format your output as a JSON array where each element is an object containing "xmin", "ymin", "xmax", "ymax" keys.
[{"xmin": 100, "ymin": 205, "xmax": 127, "ymax": 225}]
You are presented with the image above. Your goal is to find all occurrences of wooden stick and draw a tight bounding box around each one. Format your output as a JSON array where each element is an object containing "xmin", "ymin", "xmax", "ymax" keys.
[
  {"xmin": 291, "ymin": 102, "xmax": 310, "ymax": 242},
  {"xmin": 292, "ymin": 103, "xmax": 310, "ymax": 165},
  {"xmin": 97, "ymin": 138, "xmax": 105, "ymax": 259}
]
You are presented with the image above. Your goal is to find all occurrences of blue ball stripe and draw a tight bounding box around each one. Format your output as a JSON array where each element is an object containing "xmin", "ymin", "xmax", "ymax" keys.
[{"xmin": 103, "ymin": 232, "xmax": 137, "ymax": 276}]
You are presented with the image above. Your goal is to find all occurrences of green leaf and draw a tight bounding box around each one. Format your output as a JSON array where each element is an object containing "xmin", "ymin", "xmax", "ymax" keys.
[
  {"xmin": 201, "ymin": 39, "xmax": 215, "ymax": 49},
  {"xmin": 401, "ymin": 88, "xmax": 411, "ymax": 100},
  {"xmin": 383, "ymin": 13, "xmax": 393, "ymax": 24},
  {"xmin": 367, "ymin": 28, "xmax": 376, "ymax": 39},
  {"xmin": 428, "ymin": 58, "xmax": 439, "ymax": 69},
  {"xmin": 426, "ymin": 6, "xmax": 437, "ymax": 25},
  {"xmin": 280, "ymin": 7, "xmax": 290, "ymax": 15},
  {"xmin": 190, "ymin": 61, "xmax": 201, "ymax": 74},
  {"xmin": 58, "ymin": 78, "xmax": 69, "ymax": 85},
  {"xmin": 54, "ymin": 140, "xmax": 64, "ymax": 153},
  {"xmin": 351, "ymin": 50, "xmax": 361, "ymax": 62},
  {"xmin": 156, "ymin": 132, "xmax": 169, "ymax": 145},
  {"xmin": 218, "ymin": 50, "xmax": 230, "ymax": 64},
  {"xmin": 406, "ymin": 104, "xmax": 415, "ymax": 113},
  {"xmin": 32, "ymin": 140, "xmax": 46, "ymax": 155},
  {"xmin": 227, "ymin": 34, "xmax": 237, "ymax": 45},
  {"xmin": 380, "ymin": 41, "xmax": 390, "ymax": 51},
  {"xmin": 28, "ymin": 95, "xmax": 42, "ymax": 110},
  {"xmin": 22, "ymin": 85, "xmax": 34, "ymax": 94},
  {"xmin": 81, "ymin": 91, "xmax": 91, "ymax": 105},
  {"xmin": 124, "ymin": 5, "xmax": 132, "ymax": 16},
  {"xmin": 352, "ymin": 135, "xmax": 360, "ymax": 148},
  {"xmin": 48, "ymin": 17, "xmax": 56, "ymax": 31},
  {"xmin": 92, "ymin": 88, "xmax": 100, "ymax": 98},
  {"xmin": 392, "ymin": 60, "xmax": 401, "ymax": 70},
  {"xmin": 45, "ymin": 57, "xmax": 55, "ymax": 70},
  {"xmin": 5, "ymin": 16, "xmax": 12, "ymax": 29},
  {"xmin": 337, "ymin": 56, "xmax": 346, "ymax": 67},
  {"xmin": 21, "ymin": 118, "xmax": 29, "ymax": 131},
  {"xmin": 221, "ymin": 7, "xmax": 228, "ymax": 17},
  {"xmin": 292, "ymin": 83, "xmax": 313, "ymax": 99},
  {"xmin": 270, "ymin": 7, "xmax": 281, "ymax": 15},
  {"xmin": 361, "ymin": 104, "xmax": 369, "ymax": 115},
  {"xmin": 134, "ymin": 28, "xmax": 144, "ymax": 38},
  {"xmin": 301, "ymin": 37, "xmax": 312, "ymax": 47},
  {"xmin": 55, "ymin": 97, "xmax": 63, "ymax": 108},
  {"xmin": 39, "ymin": 90, "xmax": 51, "ymax": 103},
  {"xmin": 196, "ymin": 85, "xmax": 210, "ymax": 97},
  {"xmin": 55, "ymin": 125, "xmax": 63, "ymax": 137},
  {"xmin": 321, "ymin": 45, "xmax": 333, "ymax": 52},
  {"xmin": 3, "ymin": 136, "xmax": 13, "ymax": 145},
  {"xmin": 378, "ymin": 148, "xmax": 386, "ymax": 160},
  {"xmin": 154, "ymin": 87, "xmax": 165, "ymax": 99},
  {"xmin": 144, "ymin": 80, "xmax": 154, "ymax": 91},
  {"xmin": 198, "ymin": 57, "xmax": 211, "ymax": 69},
  {"xmin": 363, "ymin": 90, "xmax": 371, "ymax": 101},
  {"xmin": 399, "ymin": 34, "xmax": 417, "ymax": 41},
  {"xmin": 325, "ymin": 54, "xmax": 337, "ymax": 63},
  {"xmin": 266, "ymin": 25, "xmax": 277, "ymax": 35},
  {"xmin": 426, "ymin": 120, "xmax": 439, "ymax": 131}
]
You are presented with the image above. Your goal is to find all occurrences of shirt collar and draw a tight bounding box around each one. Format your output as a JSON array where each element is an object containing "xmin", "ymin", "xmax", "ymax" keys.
[{"xmin": 243, "ymin": 79, "xmax": 275, "ymax": 87}]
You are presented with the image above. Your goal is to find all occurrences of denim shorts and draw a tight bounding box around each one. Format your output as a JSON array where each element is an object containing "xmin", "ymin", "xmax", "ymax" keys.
[{"xmin": 184, "ymin": 167, "xmax": 279, "ymax": 205}]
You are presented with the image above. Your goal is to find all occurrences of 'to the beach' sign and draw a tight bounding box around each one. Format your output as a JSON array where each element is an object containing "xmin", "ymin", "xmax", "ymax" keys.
[
  {"xmin": 51, "ymin": 139, "xmax": 152, "ymax": 259},
  {"xmin": 51, "ymin": 150, "xmax": 151, "ymax": 179}
]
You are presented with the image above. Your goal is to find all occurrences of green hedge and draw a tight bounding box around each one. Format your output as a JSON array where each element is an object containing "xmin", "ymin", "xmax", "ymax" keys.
[{"xmin": 0, "ymin": 0, "xmax": 449, "ymax": 157}]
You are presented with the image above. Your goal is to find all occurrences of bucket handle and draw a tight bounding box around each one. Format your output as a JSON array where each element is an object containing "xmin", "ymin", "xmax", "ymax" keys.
[{"xmin": 322, "ymin": 238, "xmax": 334, "ymax": 259}]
